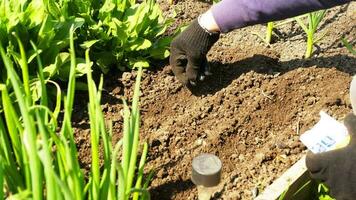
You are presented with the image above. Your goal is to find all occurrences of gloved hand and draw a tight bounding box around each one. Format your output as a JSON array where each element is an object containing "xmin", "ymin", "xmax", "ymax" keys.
[
  {"xmin": 169, "ymin": 19, "xmax": 219, "ymax": 85},
  {"xmin": 306, "ymin": 113, "xmax": 356, "ymax": 200}
]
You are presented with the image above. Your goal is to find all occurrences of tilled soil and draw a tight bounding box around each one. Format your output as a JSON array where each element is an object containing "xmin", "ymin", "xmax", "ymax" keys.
[{"xmin": 73, "ymin": 2, "xmax": 356, "ymax": 200}]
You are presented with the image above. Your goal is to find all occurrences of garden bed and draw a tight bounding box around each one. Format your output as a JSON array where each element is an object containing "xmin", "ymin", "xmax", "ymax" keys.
[{"xmin": 73, "ymin": 2, "xmax": 356, "ymax": 200}]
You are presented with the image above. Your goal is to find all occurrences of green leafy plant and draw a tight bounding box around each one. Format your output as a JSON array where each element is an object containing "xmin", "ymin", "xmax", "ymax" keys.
[
  {"xmin": 0, "ymin": 0, "xmax": 86, "ymax": 81},
  {"xmin": 317, "ymin": 184, "xmax": 335, "ymax": 200},
  {"xmin": 0, "ymin": 26, "xmax": 151, "ymax": 200},
  {"xmin": 0, "ymin": 0, "xmax": 172, "ymax": 79},
  {"xmin": 75, "ymin": 0, "xmax": 173, "ymax": 72},
  {"xmin": 277, "ymin": 181, "xmax": 335, "ymax": 200},
  {"xmin": 295, "ymin": 10, "xmax": 327, "ymax": 58},
  {"xmin": 342, "ymin": 38, "xmax": 356, "ymax": 55}
]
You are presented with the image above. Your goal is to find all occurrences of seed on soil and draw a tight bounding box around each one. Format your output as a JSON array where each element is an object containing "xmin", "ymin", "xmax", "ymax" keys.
[
  {"xmin": 194, "ymin": 139, "xmax": 205, "ymax": 147},
  {"xmin": 255, "ymin": 153, "xmax": 265, "ymax": 164},
  {"xmin": 238, "ymin": 154, "xmax": 245, "ymax": 161}
]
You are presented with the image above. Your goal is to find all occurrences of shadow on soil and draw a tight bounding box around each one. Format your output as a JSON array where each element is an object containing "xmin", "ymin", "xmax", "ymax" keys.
[
  {"xmin": 150, "ymin": 179, "xmax": 195, "ymax": 200},
  {"xmin": 188, "ymin": 54, "xmax": 356, "ymax": 96}
]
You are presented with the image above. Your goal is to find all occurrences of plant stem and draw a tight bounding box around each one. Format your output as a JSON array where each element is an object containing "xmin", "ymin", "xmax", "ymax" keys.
[
  {"xmin": 266, "ymin": 22, "xmax": 274, "ymax": 44},
  {"xmin": 133, "ymin": 142, "xmax": 149, "ymax": 200},
  {"xmin": 306, "ymin": 32, "xmax": 314, "ymax": 58},
  {"xmin": 86, "ymin": 48, "xmax": 100, "ymax": 199}
]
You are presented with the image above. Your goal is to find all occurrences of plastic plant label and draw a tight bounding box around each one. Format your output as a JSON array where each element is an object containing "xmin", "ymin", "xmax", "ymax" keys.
[
  {"xmin": 300, "ymin": 111, "xmax": 349, "ymax": 153},
  {"xmin": 350, "ymin": 75, "xmax": 356, "ymax": 114}
]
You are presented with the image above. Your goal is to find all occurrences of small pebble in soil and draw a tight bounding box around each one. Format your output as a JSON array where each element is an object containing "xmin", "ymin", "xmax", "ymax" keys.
[
  {"xmin": 238, "ymin": 154, "xmax": 245, "ymax": 161},
  {"xmin": 121, "ymin": 72, "xmax": 133, "ymax": 83},
  {"xmin": 255, "ymin": 153, "xmax": 265, "ymax": 164},
  {"xmin": 277, "ymin": 142, "xmax": 288, "ymax": 149},
  {"xmin": 156, "ymin": 168, "xmax": 168, "ymax": 179}
]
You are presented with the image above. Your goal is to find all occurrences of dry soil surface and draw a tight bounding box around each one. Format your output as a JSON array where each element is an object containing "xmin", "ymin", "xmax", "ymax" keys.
[{"xmin": 73, "ymin": 2, "xmax": 356, "ymax": 200}]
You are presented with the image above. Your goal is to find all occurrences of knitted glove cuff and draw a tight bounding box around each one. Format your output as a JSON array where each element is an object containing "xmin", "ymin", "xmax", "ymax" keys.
[{"xmin": 174, "ymin": 19, "xmax": 219, "ymax": 55}]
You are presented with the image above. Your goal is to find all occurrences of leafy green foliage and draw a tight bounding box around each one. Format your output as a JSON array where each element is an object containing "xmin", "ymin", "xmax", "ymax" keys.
[
  {"xmin": 277, "ymin": 181, "xmax": 335, "ymax": 200},
  {"xmin": 318, "ymin": 184, "xmax": 335, "ymax": 200},
  {"xmin": 0, "ymin": 0, "xmax": 172, "ymax": 111},
  {"xmin": 0, "ymin": 0, "xmax": 172, "ymax": 80},
  {"xmin": 0, "ymin": 0, "xmax": 86, "ymax": 80},
  {"xmin": 75, "ymin": 0, "xmax": 173, "ymax": 72},
  {"xmin": 0, "ymin": 27, "xmax": 152, "ymax": 200}
]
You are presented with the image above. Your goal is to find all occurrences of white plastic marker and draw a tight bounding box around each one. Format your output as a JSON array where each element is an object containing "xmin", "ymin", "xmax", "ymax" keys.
[
  {"xmin": 300, "ymin": 111, "xmax": 348, "ymax": 153},
  {"xmin": 300, "ymin": 75, "xmax": 356, "ymax": 153},
  {"xmin": 350, "ymin": 75, "xmax": 356, "ymax": 114}
]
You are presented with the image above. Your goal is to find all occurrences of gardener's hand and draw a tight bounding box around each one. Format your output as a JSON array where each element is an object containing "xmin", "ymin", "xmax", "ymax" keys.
[
  {"xmin": 170, "ymin": 11, "xmax": 220, "ymax": 85},
  {"xmin": 306, "ymin": 113, "xmax": 356, "ymax": 200}
]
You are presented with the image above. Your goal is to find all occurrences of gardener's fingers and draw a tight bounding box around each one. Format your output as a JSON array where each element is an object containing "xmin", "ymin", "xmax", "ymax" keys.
[
  {"xmin": 169, "ymin": 48, "xmax": 211, "ymax": 86},
  {"xmin": 199, "ymin": 57, "xmax": 212, "ymax": 81},
  {"xmin": 305, "ymin": 151, "xmax": 329, "ymax": 182},
  {"xmin": 185, "ymin": 53, "xmax": 213, "ymax": 85},
  {"xmin": 170, "ymin": 50, "xmax": 190, "ymax": 85},
  {"xmin": 186, "ymin": 54, "xmax": 203, "ymax": 86}
]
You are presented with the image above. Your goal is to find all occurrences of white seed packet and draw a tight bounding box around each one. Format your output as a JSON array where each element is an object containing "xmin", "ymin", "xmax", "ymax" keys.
[{"xmin": 300, "ymin": 111, "xmax": 349, "ymax": 153}]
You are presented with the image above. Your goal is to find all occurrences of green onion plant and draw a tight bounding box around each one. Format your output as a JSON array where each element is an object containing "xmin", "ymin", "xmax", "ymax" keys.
[
  {"xmin": 295, "ymin": 10, "xmax": 327, "ymax": 58},
  {"xmin": 252, "ymin": 22, "xmax": 275, "ymax": 45},
  {"xmin": 0, "ymin": 26, "xmax": 152, "ymax": 200},
  {"xmin": 341, "ymin": 38, "xmax": 356, "ymax": 55},
  {"xmin": 252, "ymin": 19, "xmax": 294, "ymax": 45},
  {"xmin": 265, "ymin": 22, "xmax": 274, "ymax": 44}
]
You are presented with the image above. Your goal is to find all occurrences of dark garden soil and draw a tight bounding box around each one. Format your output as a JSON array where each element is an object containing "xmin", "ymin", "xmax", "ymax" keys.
[{"xmin": 73, "ymin": 2, "xmax": 356, "ymax": 200}]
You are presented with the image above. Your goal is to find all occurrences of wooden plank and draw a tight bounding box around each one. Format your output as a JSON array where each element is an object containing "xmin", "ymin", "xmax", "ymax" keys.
[{"xmin": 254, "ymin": 155, "xmax": 315, "ymax": 200}]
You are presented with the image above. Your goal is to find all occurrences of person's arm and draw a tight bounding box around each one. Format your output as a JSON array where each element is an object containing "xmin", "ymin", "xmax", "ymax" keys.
[
  {"xmin": 170, "ymin": 0, "xmax": 352, "ymax": 86},
  {"xmin": 211, "ymin": 0, "xmax": 351, "ymax": 33}
]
